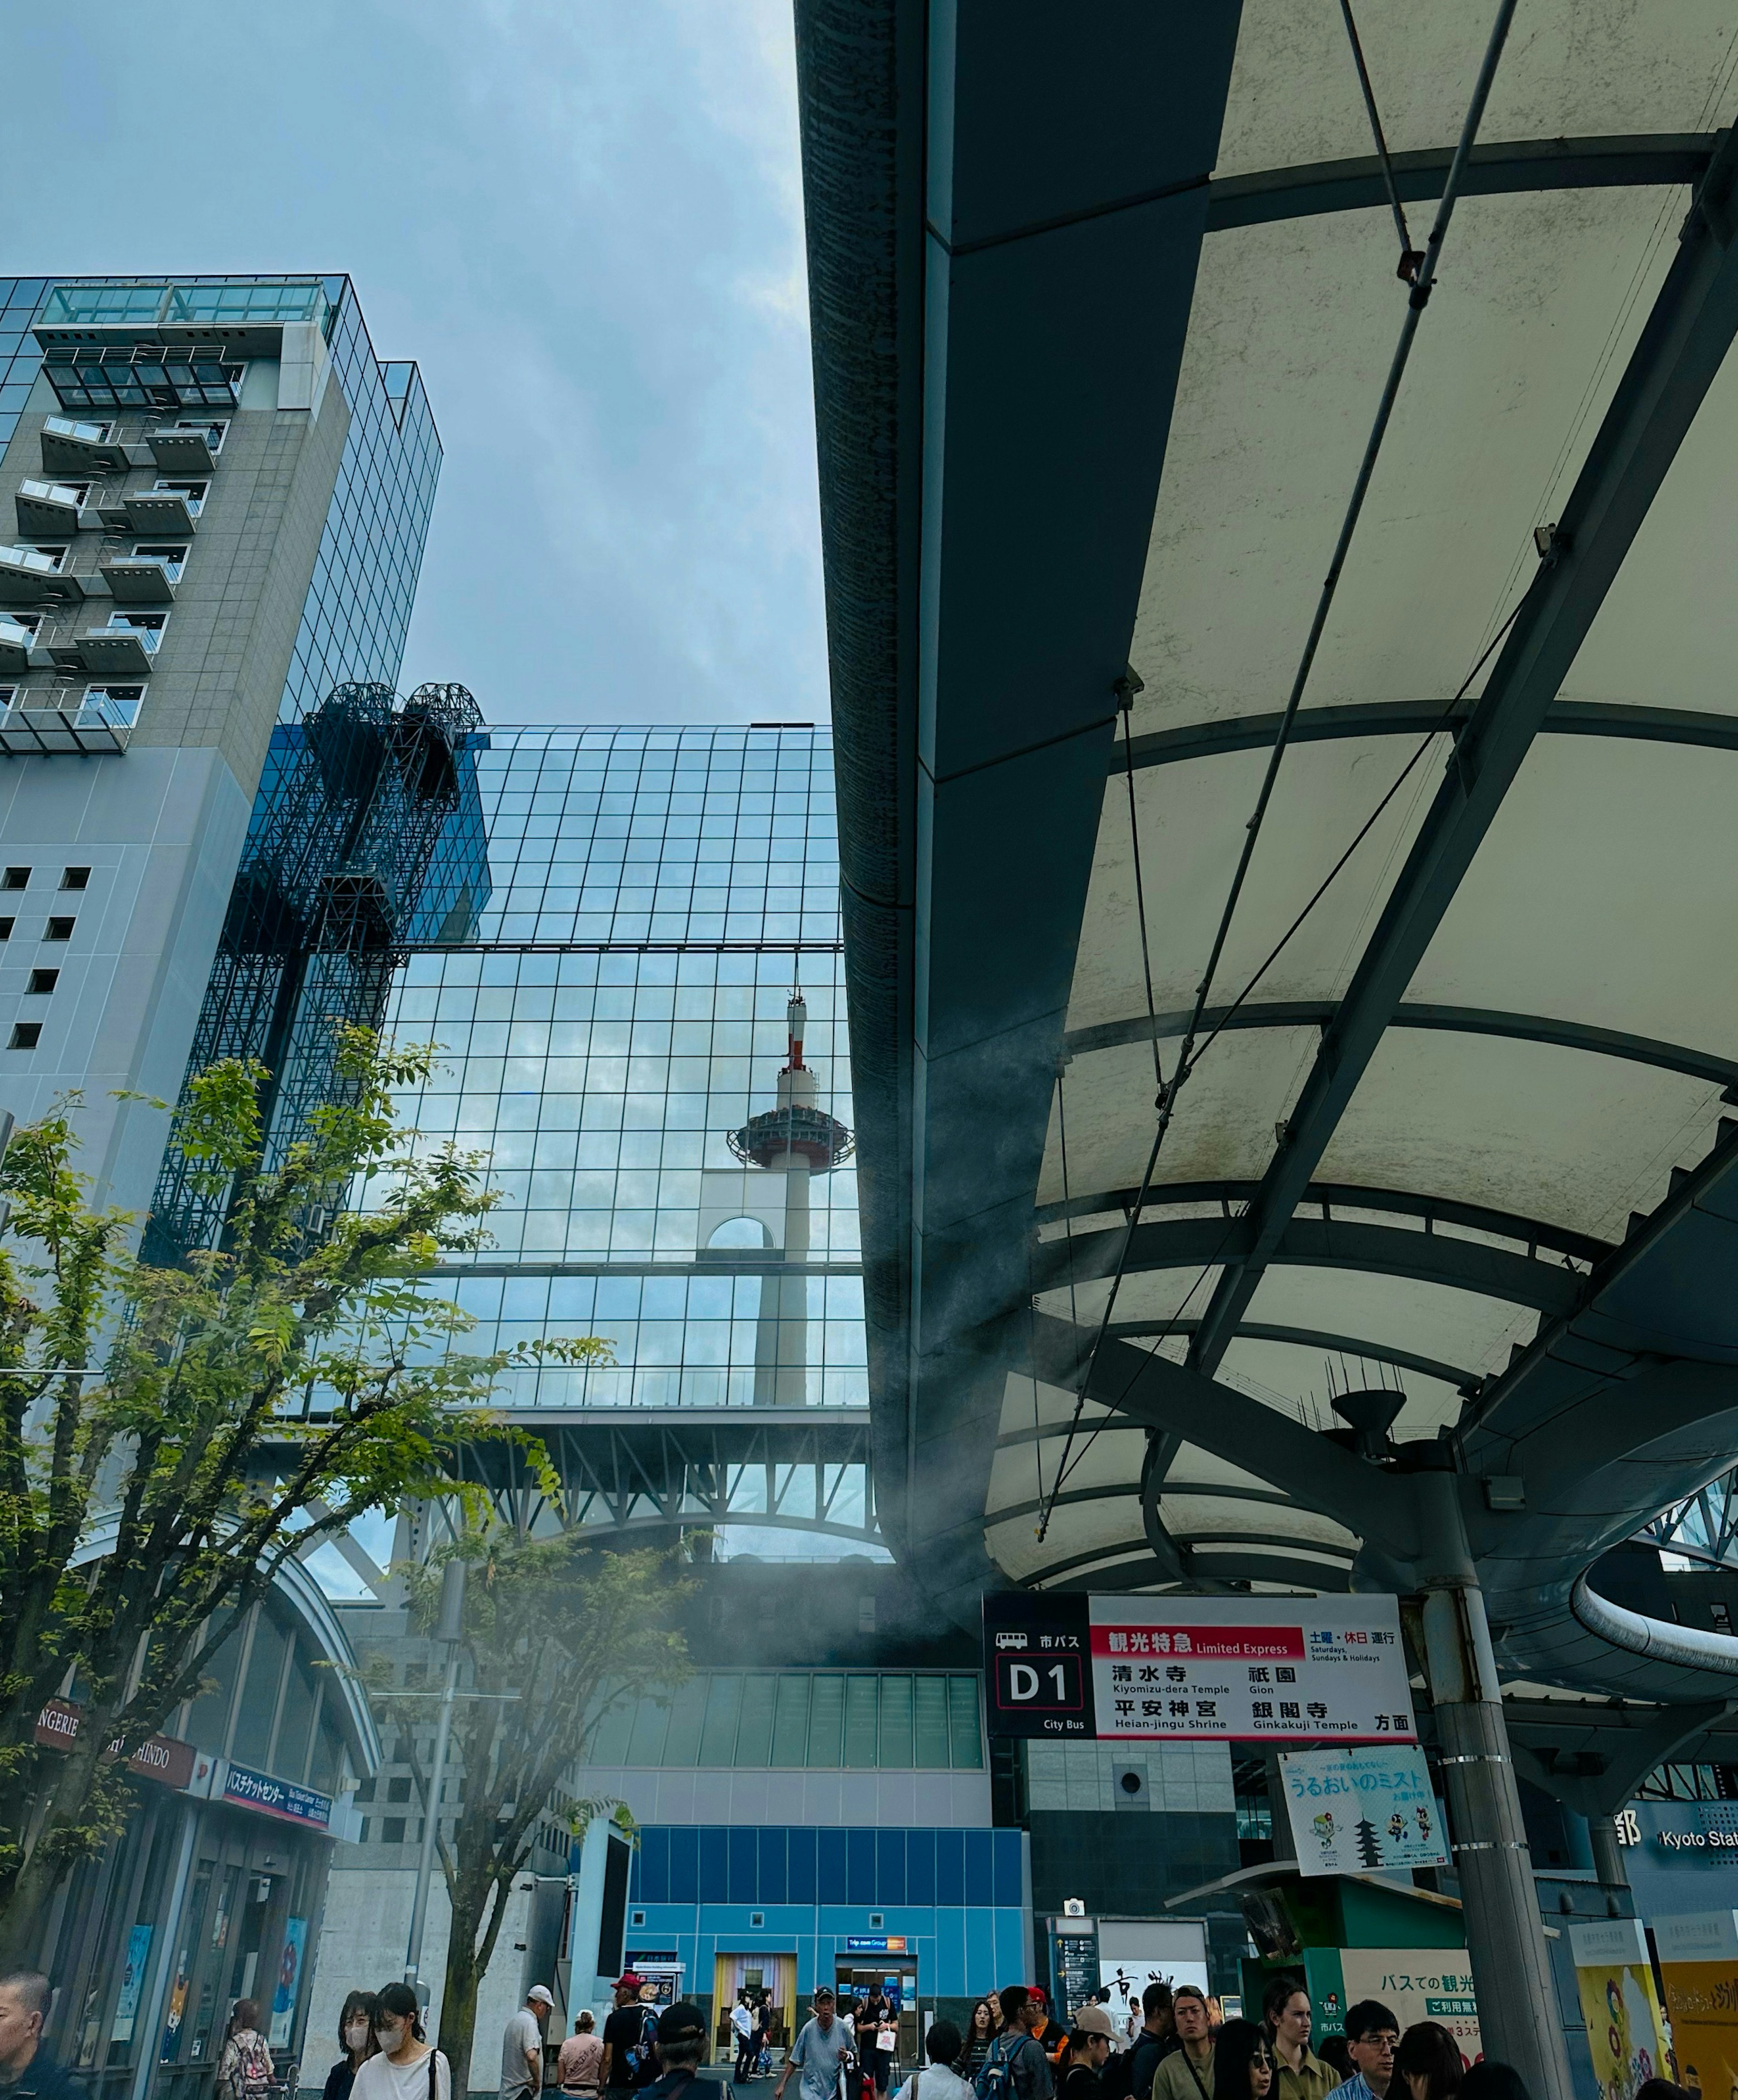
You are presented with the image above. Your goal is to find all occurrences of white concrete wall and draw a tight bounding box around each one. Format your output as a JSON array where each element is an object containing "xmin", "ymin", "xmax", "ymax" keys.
[
  {"xmin": 304, "ymin": 1868, "xmax": 545, "ymax": 2097},
  {"xmin": 0, "ymin": 746, "xmax": 251, "ymax": 1222}
]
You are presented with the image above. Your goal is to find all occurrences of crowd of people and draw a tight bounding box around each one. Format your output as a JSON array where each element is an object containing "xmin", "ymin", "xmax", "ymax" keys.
[
  {"xmin": 847, "ymin": 1977, "xmax": 1560, "ymax": 2100},
  {"xmin": 1, "ymin": 1957, "xmax": 1713, "ymax": 2100}
]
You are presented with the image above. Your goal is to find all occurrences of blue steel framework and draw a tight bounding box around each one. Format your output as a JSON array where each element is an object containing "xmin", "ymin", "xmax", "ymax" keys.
[
  {"xmin": 147, "ymin": 681, "xmax": 492, "ymax": 1257},
  {"xmin": 379, "ymin": 725, "xmax": 879, "ymax": 1557}
]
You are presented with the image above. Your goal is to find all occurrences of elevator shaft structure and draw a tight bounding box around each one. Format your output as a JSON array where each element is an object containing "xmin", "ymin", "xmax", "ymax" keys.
[
  {"xmin": 728, "ymin": 993, "xmax": 854, "ymax": 1405},
  {"xmin": 144, "ymin": 680, "xmax": 488, "ymax": 1262}
]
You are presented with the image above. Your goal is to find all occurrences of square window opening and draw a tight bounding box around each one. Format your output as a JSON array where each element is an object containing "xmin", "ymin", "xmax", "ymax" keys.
[
  {"xmin": 3, "ymin": 869, "xmax": 29, "ymax": 891},
  {"xmin": 44, "ymin": 917, "xmax": 73, "ymax": 941},
  {"xmin": 8, "ymin": 1023, "xmax": 41, "ymax": 1050},
  {"xmin": 61, "ymin": 868, "xmax": 90, "ymax": 890},
  {"xmin": 26, "ymin": 969, "xmax": 57, "ymax": 995}
]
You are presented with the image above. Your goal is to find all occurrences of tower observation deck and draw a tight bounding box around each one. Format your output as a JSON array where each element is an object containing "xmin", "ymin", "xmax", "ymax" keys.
[{"xmin": 728, "ymin": 993, "xmax": 853, "ymax": 1404}]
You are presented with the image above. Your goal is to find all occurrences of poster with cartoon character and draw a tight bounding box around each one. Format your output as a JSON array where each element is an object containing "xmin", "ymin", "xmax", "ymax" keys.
[{"xmin": 1280, "ymin": 1746, "xmax": 1449, "ymax": 1875}]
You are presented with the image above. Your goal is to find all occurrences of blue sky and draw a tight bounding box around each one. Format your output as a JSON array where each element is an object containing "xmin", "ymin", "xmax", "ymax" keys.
[{"xmin": 0, "ymin": 1, "xmax": 827, "ymax": 728}]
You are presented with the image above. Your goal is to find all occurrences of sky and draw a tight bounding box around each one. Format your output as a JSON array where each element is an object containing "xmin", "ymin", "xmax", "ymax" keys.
[{"xmin": 0, "ymin": 0, "xmax": 828, "ymax": 728}]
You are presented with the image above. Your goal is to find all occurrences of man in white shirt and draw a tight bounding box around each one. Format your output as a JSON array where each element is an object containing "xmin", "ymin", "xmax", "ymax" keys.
[
  {"xmin": 502, "ymin": 1987, "xmax": 554, "ymax": 2100},
  {"xmin": 891, "ymin": 2022, "xmax": 973, "ymax": 2100}
]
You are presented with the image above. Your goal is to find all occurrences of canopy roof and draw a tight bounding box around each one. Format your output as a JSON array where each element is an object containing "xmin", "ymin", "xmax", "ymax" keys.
[{"xmin": 796, "ymin": 0, "xmax": 1738, "ymax": 1714}]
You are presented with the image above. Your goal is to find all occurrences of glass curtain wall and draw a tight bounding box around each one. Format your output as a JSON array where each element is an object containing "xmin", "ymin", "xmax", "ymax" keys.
[{"xmin": 385, "ymin": 725, "xmax": 867, "ymax": 1419}]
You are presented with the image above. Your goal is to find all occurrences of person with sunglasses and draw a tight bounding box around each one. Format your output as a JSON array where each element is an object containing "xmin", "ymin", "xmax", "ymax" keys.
[
  {"xmin": 1335, "ymin": 2005, "xmax": 1397, "ymax": 2100},
  {"xmin": 1208, "ymin": 2025, "xmax": 1274, "ymax": 2100}
]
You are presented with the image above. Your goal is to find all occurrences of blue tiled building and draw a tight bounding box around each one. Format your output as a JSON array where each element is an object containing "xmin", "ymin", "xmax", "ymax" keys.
[{"xmin": 626, "ymin": 1824, "xmax": 1028, "ymax": 2004}]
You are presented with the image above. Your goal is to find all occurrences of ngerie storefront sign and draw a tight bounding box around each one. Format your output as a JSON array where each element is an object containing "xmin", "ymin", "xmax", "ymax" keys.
[{"xmin": 34, "ymin": 1697, "xmax": 197, "ymax": 1790}]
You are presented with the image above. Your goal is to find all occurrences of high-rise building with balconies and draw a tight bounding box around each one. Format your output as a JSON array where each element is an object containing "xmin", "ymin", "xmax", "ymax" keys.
[{"xmin": 0, "ymin": 275, "xmax": 441, "ymax": 1219}]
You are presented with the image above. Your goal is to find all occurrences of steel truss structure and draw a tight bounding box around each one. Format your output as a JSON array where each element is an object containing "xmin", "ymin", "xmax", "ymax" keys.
[
  {"xmin": 146, "ymin": 680, "xmax": 487, "ymax": 1260},
  {"xmin": 456, "ymin": 1409, "xmax": 882, "ymax": 1550},
  {"xmin": 1639, "ymin": 1470, "xmax": 1738, "ymax": 1572},
  {"xmin": 282, "ymin": 1412, "xmax": 883, "ymax": 1599}
]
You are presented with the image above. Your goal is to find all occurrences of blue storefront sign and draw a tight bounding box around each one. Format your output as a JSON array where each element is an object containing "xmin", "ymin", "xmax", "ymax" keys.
[
  {"xmin": 1617, "ymin": 1801, "xmax": 1738, "ymax": 1921},
  {"xmin": 223, "ymin": 1761, "xmax": 333, "ymax": 1829}
]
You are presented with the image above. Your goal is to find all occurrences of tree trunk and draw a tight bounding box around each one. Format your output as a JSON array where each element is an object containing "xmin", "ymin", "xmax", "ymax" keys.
[
  {"xmin": 0, "ymin": 1737, "xmax": 112, "ymax": 1967},
  {"xmin": 439, "ymin": 1877, "xmax": 488, "ymax": 2100}
]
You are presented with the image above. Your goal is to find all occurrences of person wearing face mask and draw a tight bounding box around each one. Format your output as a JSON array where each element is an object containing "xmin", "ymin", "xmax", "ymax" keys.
[
  {"xmin": 351, "ymin": 1982, "xmax": 451, "ymax": 2100},
  {"xmin": 325, "ymin": 1993, "xmax": 381, "ymax": 2100}
]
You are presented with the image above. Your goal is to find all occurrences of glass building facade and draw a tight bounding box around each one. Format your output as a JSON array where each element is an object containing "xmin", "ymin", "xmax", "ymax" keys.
[{"xmin": 385, "ymin": 725, "xmax": 869, "ymax": 1425}]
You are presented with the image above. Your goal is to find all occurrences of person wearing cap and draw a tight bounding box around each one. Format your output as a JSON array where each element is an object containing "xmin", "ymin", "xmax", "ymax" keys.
[
  {"xmin": 643, "ymin": 2003, "xmax": 708, "ymax": 2100},
  {"xmin": 776, "ymin": 1988, "xmax": 849, "ymax": 2100},
  {"xmin": 1061, "ymin": 2009, "xmax": 1118, "ymax": 2100},
  {"xmin": 502, "ymin": 1987, "xmax": 555, "ymax": 2100},
  {"xmin": 602, "ymin": 1975, "xmax": 662, "ymax": 2099},
  {"xmin": 1150, "ymin": 1990, "xmax": 1214, "ymax": 2100}
]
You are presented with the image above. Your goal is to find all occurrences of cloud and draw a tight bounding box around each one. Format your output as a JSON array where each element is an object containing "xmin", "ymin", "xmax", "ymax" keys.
[{"xmin": 0, "ymin": 0, "xmax": 827, "ymax": 729}]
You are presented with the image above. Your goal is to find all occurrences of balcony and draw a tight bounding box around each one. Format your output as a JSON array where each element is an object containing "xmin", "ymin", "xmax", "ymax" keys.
[
  {"xmin": 0, "ymin": 689, "xmax": 138, "ymax": 757},
  {"xmin": 148, "ymin": 425, "xmax": 221, "ymax": 474},
  {"xmin": 14, "ymin": 480, "xmax": 91, "ymax": 537},
  {"xmin": 100, "ymin": 554, "xmax": 178, "ymax": 606},
  {"xmin": 39, "ymin": 418, "xmax": 131, "ymax": 476},
  {"xmin": 122, "ymin": 487, "xmax": 201, "ymax": 535},
  {"xmin": 0, "ymin": 622, "xmax": 33, "ymax": 676},
  {"xmin": 41, "ymin": 347, "xmax": 241, "ymax": 415},
  {"xmin": 54, "ymin": 620, "xmax": 162, "ymax": 678},
  {"xmin": 0, "ymin": 546, "xmax": 84, "ymax": 609}
]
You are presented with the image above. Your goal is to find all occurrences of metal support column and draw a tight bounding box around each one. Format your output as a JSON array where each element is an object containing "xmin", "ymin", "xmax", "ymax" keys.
[
  {"xmin": 1416, "ymin": 1476, "xmax": 1571, "ymax": 2100},
  {"xmin": 1588, "ymin": 1814, "xmax": 1630, "ymax": 1890},
  {"xmin": 405, "ymin": 1561, "xmax": 466, "ymax": 2003}
]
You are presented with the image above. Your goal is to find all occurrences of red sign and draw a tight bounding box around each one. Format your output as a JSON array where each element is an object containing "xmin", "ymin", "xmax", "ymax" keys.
[
  {"xmin": 34, "ymin": 1698, "xmax": 198, "ymax": 1790},
  {"xmin": 1091, "ymin": 1626, "xmax": 1306, "ymax": 1661}
]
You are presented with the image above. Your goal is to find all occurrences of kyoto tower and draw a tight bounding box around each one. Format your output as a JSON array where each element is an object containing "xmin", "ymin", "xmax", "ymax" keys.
[{"xmin": 728, "ymin": 990, "xmax": 854, "ymax": 1405}]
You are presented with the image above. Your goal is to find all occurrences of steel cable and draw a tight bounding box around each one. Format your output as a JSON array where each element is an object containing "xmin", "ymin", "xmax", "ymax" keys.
[{"xmin": 1034, "ymin": 0, "xmax": 1519, "ymax": 1545}]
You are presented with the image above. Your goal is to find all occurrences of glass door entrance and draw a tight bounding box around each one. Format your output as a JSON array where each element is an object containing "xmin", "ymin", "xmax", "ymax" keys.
[{"xmin": 832, "ymin": 1962, "xmax": 920, "ymax": 2076}]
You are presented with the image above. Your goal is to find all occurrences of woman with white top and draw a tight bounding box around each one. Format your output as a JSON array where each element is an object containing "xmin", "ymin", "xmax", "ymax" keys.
[{"xmin": 350, "ymin": 1984, "xmax": 452, "ymax": 2100}]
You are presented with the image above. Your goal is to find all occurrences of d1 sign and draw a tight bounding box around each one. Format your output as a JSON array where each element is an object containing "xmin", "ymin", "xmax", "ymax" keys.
[{"xmin": 984, "ymin": 1593, "xmax": 1414, "ymax": 1743}]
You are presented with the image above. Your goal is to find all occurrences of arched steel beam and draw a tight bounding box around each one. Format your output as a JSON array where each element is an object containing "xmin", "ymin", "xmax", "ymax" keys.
[
  {"xmin": 1042, "ymin": 1547, "xmax": 1354, "ymax": 1595},
  {"xmin": 1118, "ymin": 1322, "xmax": 1479, "ymax": 1395},
  {"xmin": 1120, "ymin": 697, "xmax": 1738, "ymax": 772},
  {"xmin": 1064, "ymin": 1001, "xmax": 1738, "ymax": 1099},
  {"xmin": 1187, "ymin": 137, "xmax": 1738, "ymax": 1378},
  {"xmin": 992, "ymin": 1323, "xmax": 1479, "ymax": 1400},
  {"xmin": 1037, "ymin": 1175, "xmax": 1611, "ymax": 1268},
  {"xmin": 987, "ymin": 1482, "xmax": 1138, "ymax": 1526},
  {"xmin": 565, "ymin": 1508, "xmax": 886, "ymax": 1547},
  {"xmin": 1032, "ymin": 1213, "xmax": 1585, "ymax": 1318},
  {"xmin": 1205, "ymin": 134, "xmax": 1716, "ymax": 233}
]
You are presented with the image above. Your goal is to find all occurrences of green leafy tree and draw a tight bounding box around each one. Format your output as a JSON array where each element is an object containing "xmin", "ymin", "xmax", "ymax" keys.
[
  {"xmin": 0, "ymin": 1030, "xmax": 609, "ymax": 1963},
  {"xmin": 370, "ymin": 1523, "xmax": 692, "ymax": 2097}
]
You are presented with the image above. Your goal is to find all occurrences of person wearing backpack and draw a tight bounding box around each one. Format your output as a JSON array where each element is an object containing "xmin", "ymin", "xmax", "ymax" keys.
[
  {"xmin": 892, "ymin": 2022, "xmax": 974, "ymax": 2100},
  {"xmin": 975, "ymin": 1988, "xmax": 1055, "ymax": 2100},
  {"xmin": 217, "ymin": 1999, "xmax": 276, "ymax": 2100},
  {"xmin": 601, "ymin": 1976, "xmax": 661, "ymax": 2100}
]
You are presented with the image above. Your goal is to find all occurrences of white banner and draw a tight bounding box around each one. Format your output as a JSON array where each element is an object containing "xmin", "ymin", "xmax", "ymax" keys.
[
  {"xmin": 1280, "ymin": 1745, "xmax": 1448, "ymax": 1873},
  {"xmin": 1088, "ymin": 1594, "xmax": 1415, "ymax": 1742}
]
